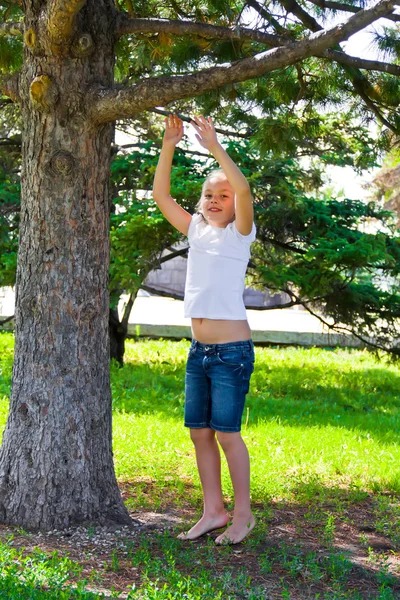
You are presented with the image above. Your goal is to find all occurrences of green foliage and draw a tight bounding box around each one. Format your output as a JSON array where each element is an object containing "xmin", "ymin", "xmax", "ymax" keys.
[
  {"xmin": 0, "ymin": 104, "xmax": 20, "ymax": 287},
  {"xmin": 0, "ymin": 37, "xmax": 22, "ymax": 74},
  {"xmin": 1, "ymin": 0, "xmax": 400, "ymax": 354},
  {"xmin": 218, "ymin": 139, "xmax": 400, "ymax": 357}
]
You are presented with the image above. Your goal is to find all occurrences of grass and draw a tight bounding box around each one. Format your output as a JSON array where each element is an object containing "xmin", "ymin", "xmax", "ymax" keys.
[{"xmin": 0, "ymin": 331, "xmax": 399, "ymax": 598}]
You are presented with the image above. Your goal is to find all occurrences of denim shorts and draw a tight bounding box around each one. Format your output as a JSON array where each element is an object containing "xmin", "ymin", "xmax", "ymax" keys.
[{"xmin": 184, "ymin": 339, "xmax": 255, "ymax": 433}]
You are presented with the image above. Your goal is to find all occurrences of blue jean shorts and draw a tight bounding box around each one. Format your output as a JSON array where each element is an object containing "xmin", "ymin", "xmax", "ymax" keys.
[{"xmin": 184, "ymin": 339, "xmax": 255, "ymax": 433}]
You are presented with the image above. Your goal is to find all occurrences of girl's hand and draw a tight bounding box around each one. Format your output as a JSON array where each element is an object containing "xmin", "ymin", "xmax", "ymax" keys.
[
  {"xmin": 191, "ymin": 115, "xmax": 219, "ymax": 150},
  {"xmin": 163, "ymin": 114, "xmax": 184, "ymax": 147}
]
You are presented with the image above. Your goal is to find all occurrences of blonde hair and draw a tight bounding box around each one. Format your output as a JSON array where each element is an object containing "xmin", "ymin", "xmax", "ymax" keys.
[{"xmin": 196, "ymin": 169, "xmax": 229, "ymax": 213}]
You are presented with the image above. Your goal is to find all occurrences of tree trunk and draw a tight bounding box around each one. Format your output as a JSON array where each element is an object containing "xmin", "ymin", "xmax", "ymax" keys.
[{"xmin": 0, "ymin": 0, "xmax": 130, "ymax": 530}]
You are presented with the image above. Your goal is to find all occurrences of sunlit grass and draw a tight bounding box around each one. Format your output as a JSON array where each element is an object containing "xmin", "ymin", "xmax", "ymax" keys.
[
  {"xmin": 110, "ymin": 339, "xmax": 400, "ymax": 509},
  {"xmin": 1, "ymin": 332, "xmax": 400, "ymax": 507}
]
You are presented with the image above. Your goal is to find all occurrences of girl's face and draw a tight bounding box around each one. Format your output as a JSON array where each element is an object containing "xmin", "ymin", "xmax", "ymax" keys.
[{"xmin": 200, "ymin": 177, "xmax": 235, "ymax": 228}]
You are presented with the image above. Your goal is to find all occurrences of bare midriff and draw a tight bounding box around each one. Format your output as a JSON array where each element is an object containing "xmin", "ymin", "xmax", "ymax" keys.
[{"xmin": 191, "ymin": 318, "xmax": 252, "ymax": 344}]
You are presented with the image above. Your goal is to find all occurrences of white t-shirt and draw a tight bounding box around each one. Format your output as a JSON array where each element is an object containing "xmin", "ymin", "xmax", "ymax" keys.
[{"xmin": 184, "ymin": 213, "xmax": 256, "ymax": 320}]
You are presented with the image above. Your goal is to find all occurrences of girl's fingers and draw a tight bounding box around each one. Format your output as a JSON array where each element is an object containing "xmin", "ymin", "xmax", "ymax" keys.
[
  {"xmin": 166, "ymin": 113, "xmax": 183, "ymax": 131},
  {"xmin": 192, "ymin": 115, "xmax": 208, "ymax": 129},
  {"xmin": 190, "ymin": 121, "xmax": 202, "ymax": 135}
]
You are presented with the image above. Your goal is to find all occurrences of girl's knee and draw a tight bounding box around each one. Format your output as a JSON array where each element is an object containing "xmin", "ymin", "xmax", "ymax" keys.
[
  {"xmin": 216, "ymin": 430, "xmax": 242, "ymax": 449},
  {"xmin": 190, "ymin": 427, "xmax": 215, "ymax": 444}
]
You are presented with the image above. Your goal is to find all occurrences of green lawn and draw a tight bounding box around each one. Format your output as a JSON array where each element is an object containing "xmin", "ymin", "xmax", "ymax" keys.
[{"xmin": 0, "ymin": 332, "xmax": 399, "ymax": 599}]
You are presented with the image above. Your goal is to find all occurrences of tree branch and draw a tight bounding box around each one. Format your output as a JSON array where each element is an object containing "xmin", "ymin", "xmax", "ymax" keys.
[
  {"xmin": 115, "ymin": 14, "xmax": 287, "ymax": 46},
  {"xmin": 112, "ymin": 10, "xmax": 400, "ymax": 112},
  {"xmin": 306, "ymin": 0, "xmax": 360, "ymax": 13},
  {"xmin": 91, "ymin": 0, "xmax": 396, "ymax": 123},
  {"xmin": 0, "ymin": 316, "xmax": 14, "ymax": 326},
  {"xmin": 306, "ymin": 0, "xmax": 400, "ymax": 21},
  {"xmin": 0, "ymin": 72, "xmax": 20, "ymax": 102},
  {"xmin": 279, "ymin": 0, "xmax": 322, "ymax": 32},
  {"xmin": 0, "ymin": 135, "xmax": 21, "ymax": 147},
  {"xmin": 301, "ymin": 298, "xmax": 400, "ymax": 355},
  {"xmin": 318, "ymin": 49, "xmax": 400, "ymax": 75},
  {"xmin": 158, "ymin": 247, "xmax": 188, "ymax": 264},
  {"xmin": 2, "ymin": 0, "xmax": 23, "ymax": 6},
  {"xmin": 246, "ymin": 0, "xmax": 290, "ymax": 35},
  {"xmin": 352, "ymin": 78, "xmax": 398, "ymax": 133},
  {"xmin": 0, "ymin": 21, "xmax": 23, "ymax": 37},
  {"xmin": 46, "ymin": 0, "xmax": 88, "ymax": 52},
  {"xmin": 0, "ymin": 204, "xmax": 20, "ymax": 216},
  {"xmin": 276, "ymin": 0, "xmax": 400, "ymax": 124},
  {"xmin": 141, "ymin": 284, "xmax": 185, "ymax": 301}
]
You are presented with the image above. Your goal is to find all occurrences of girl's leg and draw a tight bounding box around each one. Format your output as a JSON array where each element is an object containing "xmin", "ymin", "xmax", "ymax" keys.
[
  {"xmin": 214, "ymin": 431, "xmax": 255, "ymax": 544},
  {"xmin": 178, "ymin": 427, "xmax": 229, "ymax": 540}
]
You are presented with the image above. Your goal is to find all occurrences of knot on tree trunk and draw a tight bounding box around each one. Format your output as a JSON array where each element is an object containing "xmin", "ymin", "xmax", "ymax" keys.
[
  {"xmin": 30, "ymin": 75, "xmax": 59, "ymax": 111},
  {"xmin": 72, "ymin": 33, "xmax": 94, "ymax": 57},
  {"xmin": 50, "ymin": 150, "xmax": 76, "ymax": 177},
  {"xmin": 24, "ymin": 28, "xmax": 37, "ymax": 52}
]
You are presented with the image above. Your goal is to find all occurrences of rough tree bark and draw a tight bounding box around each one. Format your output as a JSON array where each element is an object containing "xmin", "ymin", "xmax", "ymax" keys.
[
  {"xmin": 0, "ymin": 0, "xmax": 130, "ymax": 530},
  {"xmin": 0, "ymin": 0, "xmax": 397, "ymax": 530}
]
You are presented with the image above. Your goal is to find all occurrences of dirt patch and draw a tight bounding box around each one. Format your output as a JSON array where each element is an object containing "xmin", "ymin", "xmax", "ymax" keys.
[{"xmin": 0, "ymin": 495, "xmax": 399, "ymax": 599}]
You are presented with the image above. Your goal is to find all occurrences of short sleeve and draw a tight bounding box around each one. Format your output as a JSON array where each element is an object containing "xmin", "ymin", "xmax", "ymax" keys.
[
  {"xmin": 187, "ymin": 213, "xmax": 204, "ymax": 241},
  {"xmin": 232, "ymin": 221, "xmax": 256, "ymax": 243}
]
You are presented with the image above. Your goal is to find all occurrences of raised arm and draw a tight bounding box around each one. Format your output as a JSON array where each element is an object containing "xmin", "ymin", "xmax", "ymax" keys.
[
  {"xmin": 152, "ymin": 114, "xmax": 192, "ymax": 236},
  {"xmin": 191, "ymin": 115, "xmax": 253, "ymax": 236}
]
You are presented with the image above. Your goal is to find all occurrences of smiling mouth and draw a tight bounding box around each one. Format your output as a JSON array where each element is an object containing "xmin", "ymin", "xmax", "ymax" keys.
[{"xmin": 208, "ymin": 208, "xmax": 222, "ymax": 212}]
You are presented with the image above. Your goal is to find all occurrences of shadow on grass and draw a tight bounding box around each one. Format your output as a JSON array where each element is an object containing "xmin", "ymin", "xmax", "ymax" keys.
[{"xmin": 118, "ymin": 476, "xmax": 400, "ymax": 600}]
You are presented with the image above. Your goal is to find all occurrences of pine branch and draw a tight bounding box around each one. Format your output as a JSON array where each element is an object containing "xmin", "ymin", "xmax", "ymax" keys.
[
  {"xmin": 318, "ymin": 49, "xmax": 400, "ymax": 76},
  {"xmin": 0, "ymin": 72, "xmax": 20, "ymax": 102},
  {"xmin": 0, "ymin": 21, "xmax": 23, "ymax": 37},
  {"xmin": 351, "ymin": 78, "xmax": 398, "ymax": 133},
  {"xmin": 276, "ymin": 0, "xmax": 400, "ymax": 128},
  {"xmin": 0, "ymin": 204, "xmax": 19, "ymax": 216},
  {"xmin": 0, "ymin": 316, "xmax": 14, "ymax": 326},
  {"xmin": 141, "ymin": 284, "xmax": 185, "ymax": 300},
  {"xmin": 0, "ymin": 135, "xmax": 21, "ymax": 147},
  {"xmin": 117, "ymin": 14, "xmax": 400, "ymax": 79},
  {"xmin": 279, "ymin": 0, "xmax": 322, "ymax": 32},
  {"xmin": 114, "ymin": 142, "xmax": 210, "ymax": 158},
  {"xmin": 116, "ymin": 14, "xmax": 287, "ymax": 46},
  {"xmin": 301, "ymin": 299, "xmax": 400, "ymax": 355},
  {"xmin": 91, "ymin": 0, "xmax": 397, "ymax": 124},
  {"xmin": 306, "ymin": 0, "xmax": 360, "ymax": 13},
  {"xmin": 306, "ymin": 0, "xmax": 400, "ymax": 22},
  {"xmin": 46, "ymin": 0, "xmax": 88, "ymax": 52},
  {"xmin": 159, "ymin": 247, "xmax": 188, "ymax": 263},
  {"xmin": 1, "ymin": 0, "xmax": 23, "ymax": 8},
  {"xmin": 245, "ymin": 0, "xmax": 290, "ymax": 35}
]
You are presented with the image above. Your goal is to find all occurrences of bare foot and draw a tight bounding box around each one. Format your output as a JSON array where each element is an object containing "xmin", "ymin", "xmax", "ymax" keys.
[
  {"xmin": 215, "ymin": 513, "xmax": 255, "ymax": 545},
  {"xmin": 178, "ymin": 512, "xmax": 229, "ymax": 541}
]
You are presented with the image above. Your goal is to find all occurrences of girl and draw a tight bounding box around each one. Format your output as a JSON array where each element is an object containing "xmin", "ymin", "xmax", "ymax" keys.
[{"xmin": 152, "ymin": 114, "xmax": 256, "ymax": 545}]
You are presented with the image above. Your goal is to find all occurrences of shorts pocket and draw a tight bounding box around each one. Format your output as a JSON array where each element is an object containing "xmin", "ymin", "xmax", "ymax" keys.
[{"xmin": 216, "ymin": 350, "xmax": 244, "ymax": 367}]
